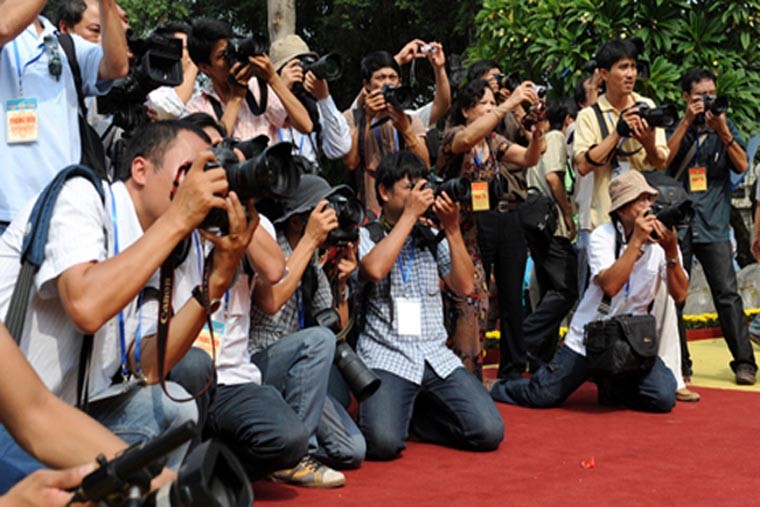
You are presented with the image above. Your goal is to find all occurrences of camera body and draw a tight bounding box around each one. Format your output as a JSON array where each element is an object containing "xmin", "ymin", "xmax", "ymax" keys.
[
  {"xmin": 426, "ymin": 174, "xmax": 471, "ymax": 204},
  {"xmin": 97, "ymin": 30, "xmax": 183, "ymax": 131},
  {"xmin": 299, "ymin": 52, "xmax": 343, "ymax": 81},
  {"xmin": 325, "ymin": 193, "xmax": 365, "ymax": 247},
  {"xmin": 617, "ymin": 101, "xmax": 678, "ymax": 137},
  {"xmin": 493, "ymin": 72, "xmax": 521, "ymax": 92},
  {"xmin": 695, "ymin": 95, "xmax": 728, "ymax": 125},
  {"xmin": 223, "ymin": 35, "xmax": 268, "ymax": 65},
  {"xmin": 418, "ymin": 43, "xmax": 437, "ymax": 55},
  {"xmin": 201, "ymin": 137, "xmax": 300, "ymax": 234},
  {"xmin": 646, "ymin": 200, "xmax": 694, "ymax": 239},
  {"xmin": 381, "ymin": 84, "xmax": 414, "ymax": 110}
]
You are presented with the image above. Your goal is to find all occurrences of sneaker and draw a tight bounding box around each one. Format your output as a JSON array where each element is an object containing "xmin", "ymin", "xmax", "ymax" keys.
[
  {"xmin": 676, "ymin": 387, "xmax": 701, "ymax": 402},
  {"xmin": 269, "ymin": 456, "xmax": 345, "ymax": 488},
  {"xmin": 735, "ymin": 365, "xmax": 757, "ymax": 386}
]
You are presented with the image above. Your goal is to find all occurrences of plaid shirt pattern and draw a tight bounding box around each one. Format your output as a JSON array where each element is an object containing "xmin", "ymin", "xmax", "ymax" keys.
[
  {"xmin": 248, "ymin": 232, "xmax": 333, "ymax": 354},
  {"xmin": 356, "ymin": 226, "xmax": 462, "ymax": 385}
]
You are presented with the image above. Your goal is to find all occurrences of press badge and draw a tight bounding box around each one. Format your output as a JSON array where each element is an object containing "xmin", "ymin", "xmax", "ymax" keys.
[
  {"xmin": 395, "ymin": 297, "xmax": 422, "ymax": 336},
  {"xmin": 471, "ymin": 181, "xmax": 490, "ymax": 211},
  {"xmin": 193, "ymin": 320, "xmax": 225, "ymax": 358},
  {"xmin": 688, "ymin": 167, "xmax": 707, "ymax": 192},
  {"xmin": 5, "ymin": 98, "xmax": 39, "ymax": 143}
]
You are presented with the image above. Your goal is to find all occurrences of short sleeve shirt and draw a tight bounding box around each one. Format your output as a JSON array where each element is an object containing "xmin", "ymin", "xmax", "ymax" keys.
[
  {"xmin": 526, "ymin": 129, "xmax": 570, "ymax": 237},
  {"xmin": 574, "ymin": 93, "xmax": 670, "ymax": 228}
]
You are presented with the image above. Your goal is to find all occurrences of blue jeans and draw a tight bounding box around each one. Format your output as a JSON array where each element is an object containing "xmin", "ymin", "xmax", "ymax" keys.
[
  {"xmin": 252, "ymin": 327, "xmax": 363, "ymax": 467},
  {"xmin": 490, "ymin": 346, "xmax": 676, "ymax": 413},
  {"xmin": 750, "ymin": 313, "xmax": 760, "ymax": 337},
  {"xmin": 206, "ymin": 382, "xmax": 309, "ymax": 479},
  {"xmin": 0, "ymin": 381, "xmax": 198, "ymax": 493},
  {"xmin": 359, "ymin": 365, "xmax": 504, "ymax": 461}
]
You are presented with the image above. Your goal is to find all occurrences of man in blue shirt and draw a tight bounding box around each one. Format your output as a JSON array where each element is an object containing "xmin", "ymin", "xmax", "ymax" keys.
[
  {"xmin": 667, "ymin": 68, "xmax": 756, "ymax": 386},
  {"xmin": 0, "ymin": 0, "xmax": 128, "ymax": 232},
  {"xmin": 355, "ymin": 152, "xmax": 503, "ymax": 460}
]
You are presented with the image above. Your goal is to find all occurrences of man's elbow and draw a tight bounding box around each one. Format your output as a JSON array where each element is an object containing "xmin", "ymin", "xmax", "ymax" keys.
[{"xmin": 67, "ymin": 300, "xmax": 107, "ymax": 335}]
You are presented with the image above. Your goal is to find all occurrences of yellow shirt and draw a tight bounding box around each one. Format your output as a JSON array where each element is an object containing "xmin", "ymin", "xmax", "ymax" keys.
[{"xmin": 573, "ymin": 93, "xmax": 669, "ymax": 228}]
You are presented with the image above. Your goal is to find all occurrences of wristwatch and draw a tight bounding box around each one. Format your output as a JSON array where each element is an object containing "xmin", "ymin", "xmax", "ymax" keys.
[{"xmin": 192, "ymin": 285, "xmax": 222, "ymax": 313}]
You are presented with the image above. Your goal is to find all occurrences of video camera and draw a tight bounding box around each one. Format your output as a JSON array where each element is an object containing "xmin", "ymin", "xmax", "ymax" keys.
[
  {"xmin": 312, "ymin": 308, "xmax": 381, "ymax": 402},
  {"xmin": 223, "ymin": 34, "xmax": 268, "ymax": 65},
  {"xmin": 696, "ymin": 95, "xmax": 728, "ymax": 125},
  {"xmin": 325, "ymin": 192, "xmax": 365, "ymax": 247},
  {"xmin": 97, "ymin": 30, "xmax": 183, "ymax": 132},
  {"xmin": 202, "ymin": 136, "xmax": 301, "ymax": 234},
  {"xmin": 617, "ymin": 102, "xmax": 678, "ymax": 137},
  {"xmin": 381, "ymin": 84, "xmax": 414, "ymax": 110}
]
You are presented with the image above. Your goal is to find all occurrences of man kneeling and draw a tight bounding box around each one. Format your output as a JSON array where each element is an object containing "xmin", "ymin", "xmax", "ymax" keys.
[
  {"xmin": 490, "ymin": 171, "xmax": 685, "ymax": 412},
  {"xmin": 356, "ymin": 152, "xmax": 504, "ymax": 460}
]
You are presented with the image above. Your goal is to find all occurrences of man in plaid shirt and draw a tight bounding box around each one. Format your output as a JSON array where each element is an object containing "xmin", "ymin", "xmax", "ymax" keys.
[{"xmin": 356, "ymin": 152, "xmax": 504, "ymax": 460}]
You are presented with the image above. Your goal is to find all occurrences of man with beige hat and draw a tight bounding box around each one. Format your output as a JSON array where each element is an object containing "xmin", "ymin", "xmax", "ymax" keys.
[{"xmin": 489, "ymin": 171, "xmax": 686, "ymax": 412}]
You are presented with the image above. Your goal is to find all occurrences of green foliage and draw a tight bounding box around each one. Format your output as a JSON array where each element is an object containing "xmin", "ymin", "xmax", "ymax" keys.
[{"xmin": 470, "ymin": 0, "xmax": 760, "ymax": 136}]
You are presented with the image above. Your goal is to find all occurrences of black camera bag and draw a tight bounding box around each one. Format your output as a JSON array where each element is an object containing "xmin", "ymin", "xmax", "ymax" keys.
[
  {"xmin": 584, "ymin": 313, "xmax": 658, "ymax": 377},
  {"xmin": 518, "ymin": 186, "xmax": 558, "ymax": 244}
]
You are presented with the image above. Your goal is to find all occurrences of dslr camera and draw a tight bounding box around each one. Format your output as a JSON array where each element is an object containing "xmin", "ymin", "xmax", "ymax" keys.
[
  {"xmin": 223, "ymin": 34, "xmax": 268, "ymax": 65},
  {"xmin": 617, "ymin": 101, "xmax": 678, "ymax": 137},
  {"xmin": 695, "ymin": 95, "xmax": 728, "ymax": 125},
  {"xmin": 325, "ymin": 192, "xmax": 365, "ymax": 247},
  {"xmin": 381, "ymin": 83, "xmax": 414, "ymax": 110},
  {"xmin": 426, "ymin": 173, "xmax": 471, "ymax": 204},
  {"xmin": 97, "ymin": 30, "xmax": 183, "ymax": 132},
  {"xmin": 202, "ymin": 136, "xmax": 301, "ymax": 233},
  {"xmin": 299, "ymin": 53, "xmax": 343, "ymax": 81},
  {"xmin": 646, "ymin": 200, "xmax": 694, "ymax": 239}
]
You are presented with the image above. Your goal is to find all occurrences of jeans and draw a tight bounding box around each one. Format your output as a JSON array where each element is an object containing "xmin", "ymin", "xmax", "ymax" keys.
[
  {"xmin": 677, "ymin": 238, "xmax": 757, "ymax": 373},
  {"xmin": 206, "ymin": 382, "xmax": 309, "ymax": 479},
  {"xmin": 252, "ymin": 327, "xmax": 363, "ymax": 467},
  {"xmin": 0, "ymin": 425, "xmax": 44, "ymax": 494},
  {"xmin": 88, "ymin": 382, "xmax": 198, "ymax": 470},
  {"xmin": 576, "ymin": 229, "xmax": 591, "ymax": 299},
  {"xmin": 165, "ymin": 347, "xmax": 216, "ymax": 448},
  {"xmin": 359, "ymin": 365, "xmax": 504, "ymax": 461},
  {"xmin": 476, "ymin": 209, "xmax": 528, "ymax": 379},
  {"xmin": 524, "ymin": 236, "xmax": 578, "ymax": 368},
  {"xmin": 490, "ymin": 345, "xmax": 676, "ymax": 413},
  {"xmin": 750, "ymin": 313, "xmax": 760, "ymax": 337}
]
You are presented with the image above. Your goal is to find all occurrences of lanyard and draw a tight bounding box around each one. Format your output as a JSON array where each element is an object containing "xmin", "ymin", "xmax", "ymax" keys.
[
  {"xmin": 396, "ymin": 242, "xmax": 415, "ymax": 288},
  {"xmin": 297, "ymin": 290, "xmax": 305, "ymax": 329},
  {"xmin": 12, "ymin": 39, "xmax": 46, "ymax": 96},
  {"xmin": 374, "ymin": 127, "xmax": 399, "ymax": 153},
  {"xmin": 192, "ymin": 231, "xmax": 203, "ymax": 278},
  {"xmin": 133, "ymin": 290, "xmax": 146, "ymax": 382},
  {"xmin": 107, "ymin": 185, "xmax": 130, "ymax": 382}
]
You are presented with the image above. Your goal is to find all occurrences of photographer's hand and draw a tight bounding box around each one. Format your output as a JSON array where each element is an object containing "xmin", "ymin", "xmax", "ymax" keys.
[
  {"xmin": 305, "ymin": 201, "xmax": 339, "ymax": 250},
  {"xmin": 167, "ymin": 152, "xmax": 229, "ymax": 236},
  {"xmin": 304, "ymin": 72, "xmax": 329, "ymax": 100},
  {"xmin": 683, "ymin": 97, "xmax": 705, "ymax": 127},
  {"xmin": 427, "ymin": 41, "xmax": 445, "ymax": 68},
  {"xmin": 0, "ymin": 464, "xmax": 95, "ymax": 507},
  {"xmin": 500, "ymin": 81, "xmax": 537, "ymax": 114},
  {"xmin": 279, "ymin": 59, "xmax": 304, "ymax": 91},
  {"xmin": 433, "ymin": 191, "xmax": 460, "ymax": 235},
  {"xmin": 394, "ymin": 38, "xmax": 427, "ymax": 65},
  {"xmin": 228, "ymin": 62, "xmax": 254, "ymax": 99},
  {"xmin": 336, "ymin": 243, "xmax": 358, "ymax": 285},
  {"xmin": 248, "ymin": 54, "xmax": 277, "ymax": 83},
  {"xmin": 364, "ymin": 89, "xmax": 387, "ymax": 119},
  {"xmin": 402, "ymin": 179, "xmax": 435, "ymax": 221}
]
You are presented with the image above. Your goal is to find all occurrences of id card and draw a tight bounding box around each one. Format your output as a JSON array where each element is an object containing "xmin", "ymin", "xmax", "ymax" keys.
[
  {"xmin": 395, "ymin": 297, "xmax": 421, "ymax": 336},
  {"xmin": 688, "ymin": 167, "xmax": 707, "ymax": 192},
  {"xmin": 6, "ymin": 98, "xmax": 38, "ymax": 143},
  {"xmin": 193, "ymin": 320, "xmax": 225, "ymax": 358},
  {"xmin": 471, "ymin": 181, "xmax": 490, "ymax": 211}
]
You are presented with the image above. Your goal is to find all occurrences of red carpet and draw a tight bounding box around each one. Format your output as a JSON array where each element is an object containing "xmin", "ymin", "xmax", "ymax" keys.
[{"xmin": 253, "ymin": 382, "xmax": 760, "ymax": 506}]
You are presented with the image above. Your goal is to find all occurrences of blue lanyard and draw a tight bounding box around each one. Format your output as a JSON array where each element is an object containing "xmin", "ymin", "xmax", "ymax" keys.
[
  {"xmin": 396, "ymin": 242, "xmax": 415, "ymax": 287},
  {"xmin": 297, "ymin": 290, "xmax": 305, "ymax": 329},
  {"xmin": 374, "ymin": 127, "xmax": 399, "ymax": 153},
  {"xmin": 12, "ymin": 39, "xmax": 46, "ymax": 95},
  {"xmin": 107, "ymin": 185, "xmax": 130, "ymax": 381},
  {"xmin": 192, "ymin": 231, "xmax": 203, "ymax": 278},
  {"xmin": 133, "ymin": 290, "xmax": 145, "ymax": 380}
]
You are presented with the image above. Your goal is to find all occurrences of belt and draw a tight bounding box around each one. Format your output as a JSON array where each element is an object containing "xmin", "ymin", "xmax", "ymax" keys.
[{"xmin": 496, "ymin": 201, "xmax": 520, "ymax": 212}]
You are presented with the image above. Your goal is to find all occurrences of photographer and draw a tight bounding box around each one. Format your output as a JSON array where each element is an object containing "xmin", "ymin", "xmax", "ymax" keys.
[
  {"xmin": 0, "ymin": 120, "xmax": 254, "ymax": 473},
  {"xmin": 57, "ymin": 0, "xmax": 130, "ymax": 45},
  {"xmin": 343, "ymin": 50, "xmax": 430, "ymax": 213},
  {"xmin": 667, "ymin": 68, "xmax": 756, "ymax": 386},
  {"xmin": 489, "ymin": 171, "xmax": 683, "ymax": 412},
  {"xmin": 186, "ymin": 18, "xmax": 312, "ymax": 144},
  {"xmin": 0, "ymin": 0, "xmax": 128, "ymax": 232},
  {"xmin": 356, "ymin": 152, "xmax": 503, "ymax": 460},
  {"xmin": 393, "ymin": 38, "xmax": 451, "ymax": 129},
  {"xmin": 574, "ymin": 39, "xmax": 669, "ymax": 229},
  {"xmin": 437, "ymin": 78, "xmax": 542, "ymax": 380},
  {"xmin": 249, "ymin": 175, "xmax": 366, "ymax": 487},
  {"xmin": 268, "ymin": 34, "xmax": 351, "ymax": 166},
  {"xmin": 0, "ymin": 322, "xmax": 125, "ymax": 495}
]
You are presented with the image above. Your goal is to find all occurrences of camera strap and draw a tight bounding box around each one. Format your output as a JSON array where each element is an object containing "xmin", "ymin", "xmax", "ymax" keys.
[
  {"xmin": 155, "ymin": 245, "xmax": 216, "ymax": 402},
  {"xmin": 673, "ymin": 133, "xmax": 708, "ymax": 182}
]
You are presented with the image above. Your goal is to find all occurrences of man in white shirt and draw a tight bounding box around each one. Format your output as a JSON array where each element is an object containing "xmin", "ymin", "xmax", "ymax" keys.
[
  {"xmin": 0, "ymin": 120, "xmax": 255, "ymax": 473},
  {"xmin": 489, "ymin": 171, "xmax": 685, "ymax": 412}
]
